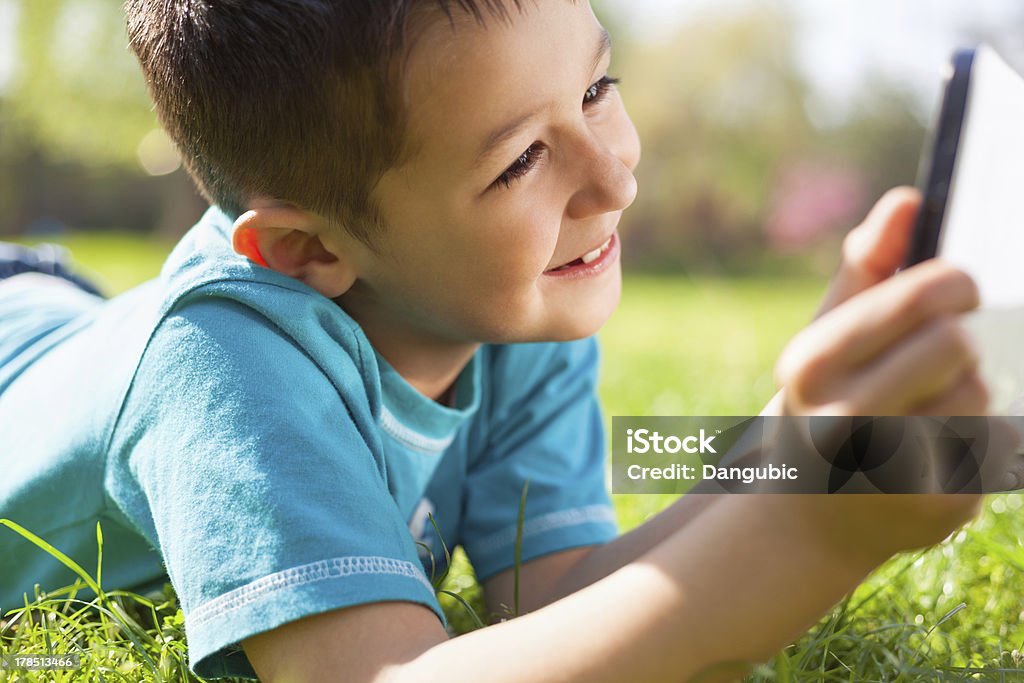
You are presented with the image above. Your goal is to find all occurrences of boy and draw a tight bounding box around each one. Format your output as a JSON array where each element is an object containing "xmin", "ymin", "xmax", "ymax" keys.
[{"xmin": 0, "ymin": 0, "xmax": 1006, "ymax": 681}]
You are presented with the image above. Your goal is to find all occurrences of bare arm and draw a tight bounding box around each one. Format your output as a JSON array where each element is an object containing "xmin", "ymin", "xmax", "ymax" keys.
[
  {"xmin": 245, "ymin": 493, "xmax": 907, "ymax": 683},
  {"xmin": 483, "ymin": 493, "xmax": 724, "ymax": 617},
  {"xmin": 492, "ymin": 389, "xmax": 796, "ymax": 615}
]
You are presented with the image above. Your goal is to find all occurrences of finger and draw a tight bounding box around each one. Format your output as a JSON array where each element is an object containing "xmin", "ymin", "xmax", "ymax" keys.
[
  {"xmin": 979, "ymin": 418, "xmax": 1024, "ymax": 492},
  {"xmin": 842, "ymin": 317, "xmax": 982, "ymax": 413},
  {"xmin": 778, "ymin": 260, "xmax": 979, "ymax": 387},
  {"xmin": 924, "ymin": 417, "xmax": 1023, "ymax": 493},
  {"xmin": 906, "ymin": 368, "xmax": 989, "ymax": 416},
  {"xmin": 816, "ymin": 187, "xmax": 922, "ymax": 317},
  {"xmin": 992, "ymin": 452, "xmax": 1024, "ymax": 492},
  {"xmin": 843, "ymin": 186, "xmax": 921, "ymax": 279}
]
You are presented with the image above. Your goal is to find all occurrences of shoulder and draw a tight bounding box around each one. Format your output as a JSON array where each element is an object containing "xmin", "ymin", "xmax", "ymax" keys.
[
  {"xmin": 110, "ymin": 293, "xmax": 384, "ymax": 472},
  {"xmin": 141, "ymin": 295, "xmax": 377, "ymax": 415}
]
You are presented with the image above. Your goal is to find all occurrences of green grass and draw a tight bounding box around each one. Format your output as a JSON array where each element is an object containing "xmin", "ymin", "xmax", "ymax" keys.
[
  {"xmin": 4, "ymin": 234, "xmax": 1024, "ymax": 681},
  {"xmin": 12, "ymin": 233, "xmax": 177, "ymax": 295}
]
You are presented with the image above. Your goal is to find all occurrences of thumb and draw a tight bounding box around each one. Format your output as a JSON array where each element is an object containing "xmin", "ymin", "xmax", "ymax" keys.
[{"xmin": 816, "ymin": 187, "xmax": 922, "ymax": 318}]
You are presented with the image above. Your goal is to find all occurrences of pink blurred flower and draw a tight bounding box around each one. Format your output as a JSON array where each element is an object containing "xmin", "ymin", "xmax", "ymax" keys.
[{"xmin": 765, "ymin": 161, "xmax": 868, "ymax": 250}]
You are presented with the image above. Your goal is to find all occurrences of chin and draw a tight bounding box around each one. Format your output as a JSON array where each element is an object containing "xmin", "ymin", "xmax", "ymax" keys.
[
  {"xmin": 479, "ymin": 304, "xmax": 618, "ymax": 344},
  {"xmin": 548, "ymin": 309, "xmax": 617, "ymax": 341},
  {"xmin": 539, "ymin": 283, "xmax": 623, "ymax": 342},
  {"xmin": 480, "ymin": 273, "xmax": 622, "ymax": 343}
]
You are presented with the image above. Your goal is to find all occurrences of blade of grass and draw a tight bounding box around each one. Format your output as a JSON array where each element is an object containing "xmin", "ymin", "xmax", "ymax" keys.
[
  {"xmin": 426, "ymin": 514, "xmax": 453, "ymax": 589},
  {"xmin": 438, "ymin": 590, "xmax": 486, "ymax": 631},
  {"xmin": 96, "ymin": 522, "xmax": 103, "ymax": 593},
  {"xmin": 415, "ymin": 541, "xmax": 438, "ymax": 587},
  {"xmin": 0, "ymin": 520, "xmax": 101, "ymax": 596},
  {"xmin": 513, "ymin": 480, "xmax": 530, "ymax": 619}
]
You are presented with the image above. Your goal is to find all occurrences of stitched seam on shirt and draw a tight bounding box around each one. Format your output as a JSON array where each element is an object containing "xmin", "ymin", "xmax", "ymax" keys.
[
  {"xmin": 471, "ymin": 504, "xmax": 618, "ymax": 556},
  {"xmin": 379, "ymin": 406, "xmax": 455, "ymax": 454},
  {"xmin": 188, "ymin": 556, "xmax": 433, "ymax": 628}
]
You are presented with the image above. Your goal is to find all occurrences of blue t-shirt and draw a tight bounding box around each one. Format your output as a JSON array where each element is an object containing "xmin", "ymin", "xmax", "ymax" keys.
[{"xmin": 0, "ymin": 208, "xmax": 619, "ymax": 679}]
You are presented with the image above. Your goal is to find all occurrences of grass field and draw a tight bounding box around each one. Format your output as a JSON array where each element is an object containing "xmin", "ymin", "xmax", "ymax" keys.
[{"xmin": 3, "ymin": 233, "xmax": 1024, "ymax": 682}]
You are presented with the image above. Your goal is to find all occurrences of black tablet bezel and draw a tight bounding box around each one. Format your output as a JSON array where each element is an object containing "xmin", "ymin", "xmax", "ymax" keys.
[{"xmin": 904, "ymin": 48, "xmax": 977, "ymax": 268}]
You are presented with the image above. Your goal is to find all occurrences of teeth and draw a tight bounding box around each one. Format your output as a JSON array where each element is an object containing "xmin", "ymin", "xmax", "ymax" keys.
[
  {"xmin": 581, "ymin": 237, "xmax": 610, "ymax": 264},
  {"xmin": 548, "ymin": 236, "xmax": 613, "ymax": 272},
  {"xmin": 580, "ymin": 237, "xmax": 612, "ymax": 265}
]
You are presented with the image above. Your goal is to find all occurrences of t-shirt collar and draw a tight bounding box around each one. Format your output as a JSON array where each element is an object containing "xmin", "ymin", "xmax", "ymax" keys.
[{"xmin": 374, "ymin": 349, "xmax": 481, "ymax": 455}]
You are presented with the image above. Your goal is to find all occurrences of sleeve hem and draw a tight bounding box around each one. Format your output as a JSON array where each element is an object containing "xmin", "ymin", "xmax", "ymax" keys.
[
  {"xmin": 467, "ymin": 504, "xmax": 619, "ymax": 583},
  {"xmin": 187, "ymin": 557, "xmax": 444, "ymax": 680}
]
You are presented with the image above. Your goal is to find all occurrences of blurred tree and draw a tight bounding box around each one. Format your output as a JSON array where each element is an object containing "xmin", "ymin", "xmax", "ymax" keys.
[
  {"xmin": 822, "ymin": 76, "xmax": 925, "ymax": 199},
  {"xmin": 615, "ymin": 4, "xmax": 817, "ymax": 269},
  {"xmin": 10, "ymin": 0, "xmax": 156, "ymax": 166},
  {"xmin": 3, "ymin": 0, "xmax": 205, "ymax": 236}
]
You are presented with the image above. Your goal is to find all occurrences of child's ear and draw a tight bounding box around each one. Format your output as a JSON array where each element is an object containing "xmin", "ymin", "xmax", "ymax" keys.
[{"xmin": 232, "ymin": 206, "xmax": 358, "ymax": 299}]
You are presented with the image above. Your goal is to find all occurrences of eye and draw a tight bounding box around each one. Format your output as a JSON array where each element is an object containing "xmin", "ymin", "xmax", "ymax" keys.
[
  {"xmin": 491, "ymin": 75, "xmax": 622, "ymax": 191},
  {"xmin": 584, "ymin": 75, "xmax": 620, "ymax": 105},
  {"xmin": 494, "ymin": 143, "xmax": 545, "ymax": 190}
]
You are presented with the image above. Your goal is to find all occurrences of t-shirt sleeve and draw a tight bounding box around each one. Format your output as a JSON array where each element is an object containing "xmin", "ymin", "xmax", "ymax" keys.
[
  {"xmin": 460, "ymin": 338, "xmax": 620, "ymax": 583},
  {"xmin": 105, "ymin": 298, "xmax": 443, "ymax": 680}
]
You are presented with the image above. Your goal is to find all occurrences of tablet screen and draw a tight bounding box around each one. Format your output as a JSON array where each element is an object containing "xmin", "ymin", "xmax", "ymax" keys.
[
  {"xmin": 936, "ymin": 46, "xmax": 1024, "ymax": 413},
  {"xmin": 941, "ymin": 45, "xmax": 1024, "ymax": 309}
]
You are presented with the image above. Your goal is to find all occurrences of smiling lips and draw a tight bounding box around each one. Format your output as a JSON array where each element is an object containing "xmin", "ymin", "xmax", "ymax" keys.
[{"xmin": 545, "ymin": 233, "xmax": 618, "ymax": 276}]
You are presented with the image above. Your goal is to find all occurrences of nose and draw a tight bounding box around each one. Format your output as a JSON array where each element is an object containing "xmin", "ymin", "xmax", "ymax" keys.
[{"xmin": 565, "ymin": 123, "xmax": 641, "ymax": 221}]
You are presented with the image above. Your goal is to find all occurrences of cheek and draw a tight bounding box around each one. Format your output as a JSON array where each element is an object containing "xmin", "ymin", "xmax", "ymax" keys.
[{"xmin": 475, "ymin": 202, "xmax": 562, "ymax": 280}]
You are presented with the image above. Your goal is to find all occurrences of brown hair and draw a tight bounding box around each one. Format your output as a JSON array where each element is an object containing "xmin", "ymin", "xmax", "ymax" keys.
[{"xmin": 125, "ymin": 0, "xmax": 530, "ymax": 244}]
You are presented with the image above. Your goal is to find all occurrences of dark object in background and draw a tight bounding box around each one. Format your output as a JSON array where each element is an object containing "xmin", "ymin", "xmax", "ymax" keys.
[{"xmin": 0, "ymin": 242, "xmax": 104, "ymax": 297}]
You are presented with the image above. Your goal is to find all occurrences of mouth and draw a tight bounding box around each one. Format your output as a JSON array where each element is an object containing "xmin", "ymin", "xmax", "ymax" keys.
[{"xmin": 543, "ymin": 232, "xmax": 619, "ymax": 278}]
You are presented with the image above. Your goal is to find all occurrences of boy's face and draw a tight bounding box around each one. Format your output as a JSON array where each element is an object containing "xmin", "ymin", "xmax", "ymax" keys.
[{"xmin": 337, "ymin": 0, "xmax": 640, "ymax": 346}]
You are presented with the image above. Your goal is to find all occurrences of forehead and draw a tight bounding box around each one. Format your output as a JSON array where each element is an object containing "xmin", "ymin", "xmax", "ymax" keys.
[{"xmin": 395, "ymin": 0, "xmax": 604, "ymax": 170}]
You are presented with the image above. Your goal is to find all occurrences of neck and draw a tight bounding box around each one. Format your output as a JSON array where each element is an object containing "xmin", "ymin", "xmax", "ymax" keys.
[
  {"xmin": 337, "ymin": 298, "xmax": 478, "ymax": 404},
  {"xmin": 375, "ymin": 334, "xmax": 478, "ymax": 405}
]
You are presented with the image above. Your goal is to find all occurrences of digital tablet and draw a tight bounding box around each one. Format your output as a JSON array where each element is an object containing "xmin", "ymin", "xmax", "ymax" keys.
[
  {"xmin": 907, "ymin": 45, "xmax": 1024, "ymax": 299},
  {"xmin": 906, "ymin": 45, "xmax": 1024, "ymax": 412}
]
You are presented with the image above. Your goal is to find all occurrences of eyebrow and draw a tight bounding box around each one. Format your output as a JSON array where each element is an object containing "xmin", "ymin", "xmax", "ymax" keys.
[{"xmin": 471, "ymin": 27, "xmax": 612, "ymax": 172}]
